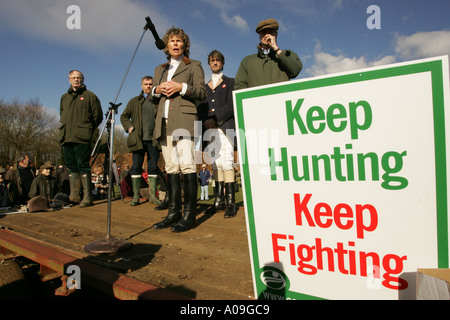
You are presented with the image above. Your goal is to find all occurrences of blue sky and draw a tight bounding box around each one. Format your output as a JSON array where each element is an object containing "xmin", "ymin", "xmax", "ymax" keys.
[{"xmin": 1, "ymin": 0, "xmax": 449, "ymax": 122}]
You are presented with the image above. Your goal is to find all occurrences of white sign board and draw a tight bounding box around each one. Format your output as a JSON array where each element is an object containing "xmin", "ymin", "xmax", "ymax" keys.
[{"xmin": 233, "ymin": 56, "xmax": 450, "ymax": 300}]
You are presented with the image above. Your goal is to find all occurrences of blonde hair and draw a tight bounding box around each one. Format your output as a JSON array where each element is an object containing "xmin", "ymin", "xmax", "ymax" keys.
[{"xmin": 94, "ymin": 165, "xmax": 104, "ymax": 174}]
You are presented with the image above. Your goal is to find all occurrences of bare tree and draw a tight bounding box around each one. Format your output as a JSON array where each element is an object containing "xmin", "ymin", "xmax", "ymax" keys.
[{"xmin": 0, "ymin": 98, "xmax": 59, "ymax": 166}]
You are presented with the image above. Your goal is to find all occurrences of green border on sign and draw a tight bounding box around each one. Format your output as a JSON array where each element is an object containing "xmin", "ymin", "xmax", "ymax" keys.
[{"xmin": 234, "ymin": 58, "xmax": 449, "ymax": 299}]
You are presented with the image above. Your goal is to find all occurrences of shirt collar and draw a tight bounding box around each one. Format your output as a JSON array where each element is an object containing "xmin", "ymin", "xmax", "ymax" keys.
[
  {"xmin": 170, "ymin": 56, "xmax": 183, "ymax": 66},
  {"xmin": 212, "ymin": 72, "xmax": 223, "ymax": 80}
]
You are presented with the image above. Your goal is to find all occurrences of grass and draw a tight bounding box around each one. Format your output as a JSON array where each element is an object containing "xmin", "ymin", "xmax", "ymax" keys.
[{"xmin": 197, "ymin": 184, "xmax": 244, "ymax": 207}]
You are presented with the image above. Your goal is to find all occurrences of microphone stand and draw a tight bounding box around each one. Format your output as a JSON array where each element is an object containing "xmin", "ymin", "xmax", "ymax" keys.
[{"xmin": 84, "ymin": 17, "xmax": 155, "ymax": 254}]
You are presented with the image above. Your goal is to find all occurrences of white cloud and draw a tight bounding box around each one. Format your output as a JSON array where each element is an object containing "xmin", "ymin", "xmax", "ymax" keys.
[
  {"xmin": 305, "ymin": 30, "xmax": 450, "ymax": 77},
  {"xmin": 305, "ymin": 45, "xmax": 396, "ymax": 77},
  {"xmin": 0, "ymin": 0, "xmax": 170, "ymax": 52},
  {"xmin": 199, "ymin": 0, "xmax": 249, "ymax": 33},
  {"xmin": 220, "ymin": 12, "xmax": 249, "ymax": 33},
  {"xmin": 394, "ymin": 30, "xmax": 450, "ymax": 60}
]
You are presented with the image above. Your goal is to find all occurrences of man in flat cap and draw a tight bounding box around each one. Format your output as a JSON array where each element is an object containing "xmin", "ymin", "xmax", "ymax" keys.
[
  {"xmin": 28, "ymin": 163, "xmax": 59, "ymax": 200},
  {"xmin": 234, "ymin": 18, "xmax": 303, "ymax": 90}
]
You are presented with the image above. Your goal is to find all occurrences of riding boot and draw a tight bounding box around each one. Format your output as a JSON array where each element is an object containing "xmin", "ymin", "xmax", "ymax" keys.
[
  {"xmin": 153, "ymin": 174, "xmax": 182, "ymax": 229},
  {"xmin": 79, "ymin": 173, "xmax": 93, "ymax": 208},
  {"xmin": 224, "ymin": 182, "xmax": 237, "ymax": 218},
  {"xmin": 68, "ymin": 172, "xmax": 81, "ymax": 204},
  {"xmin": 171, "ymin": 173, "xmax": 197, "ymax": 233},
  {"xmin": 148, "ymin": 175, "xmax": 161, "ymax": 205},
  {"xmin": 205, "ymin": 181, "xmax": 225, "ymax": 215},
  {"xmin": 130, "ymin": 175, "xmax": 141, "ymax": 206}
]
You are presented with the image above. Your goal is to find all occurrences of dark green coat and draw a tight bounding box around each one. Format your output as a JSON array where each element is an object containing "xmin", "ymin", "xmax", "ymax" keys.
[
  {"xmin": 29, "ymin": 174, "xmax": 58, "ymax": 200},
  {"xmin": 58, "ymin": 85, "xmax": 103, "ymax": 145},
  {"xmin": 234, "ymin": 45, "xmax": 303, "ymax": 90},
  {"xmin": 120, "ymin": 92, "xmax": 158, "ymax": 152}
]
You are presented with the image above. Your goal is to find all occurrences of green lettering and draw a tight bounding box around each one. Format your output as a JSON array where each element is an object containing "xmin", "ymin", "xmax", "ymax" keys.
[
  {"xmin": 269, "ymin": 147, "xmax": 290, "ymax": 181},
  {"xmin": 349, "ymin": 100, "xmax": 372, "ymax": 140},
  {"xmin": 306, "ymin": 106, "xmax": 326, "ymax": 134},
  {"xmin": 286, "ymin": 99, "xmax": 307, "ymax": 136},
  {"xmin": 327, "ymin": 103, "xmax": 347, "ymax": 133}
]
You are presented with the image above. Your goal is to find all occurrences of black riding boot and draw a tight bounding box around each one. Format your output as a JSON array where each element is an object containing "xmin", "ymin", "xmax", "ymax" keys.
[
  {"xmin": 224, "ymin": 182, "xmax": 237, "ymax": 218},
  {"xmin": 153, "ymin": 174, "xmax": 182, "ymax": 229},
  {"xmin": 205, "ymin": 181, "xmax": 225, "ymax": 214},
  {"xmin": 171, "ymin": 173, "xmax": 197, "ymax": 233}
]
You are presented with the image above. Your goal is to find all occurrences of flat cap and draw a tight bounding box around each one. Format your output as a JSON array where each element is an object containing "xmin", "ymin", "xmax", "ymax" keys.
[
  {"xmin": 256, "ymin": 18, "xmax": 279, "ymax": 33},
  {"xmin": 40, "ymin": 163, "xmax": 54, "ymax": 170}
]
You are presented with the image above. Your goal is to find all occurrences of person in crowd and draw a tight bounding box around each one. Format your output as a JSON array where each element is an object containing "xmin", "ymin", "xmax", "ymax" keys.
[
  {"xmin": 120, "ymin": 76, "xmax": 161, "ymax": 206},
  {"xmin": 198, "ymin": 164, "xmax": 211, "ymax": 201},
  {"xmin": 28, "ymin": 163, "xmax": 58, "ymax": 200},
  {"xmin": 234, "ymin": 18, "xmax": 303, "ymax": 90},
  {"xmin": 91, "ymin": 164, "xmax": 108, "ymax": 200},
  {"xmin": 5, "ymin": 154, "xmax": 35, "ymax": 205},
  {"xmin": 119, "ymin": 163, "xmax": 131, "ymax": 182},
  {"xmin": 151, "ymin": 26, "xmax": 207, "ymax": 233},
  {"xmin": 0, "ymin": 167, "xmax": 18, "ymax": 208},
  {"xmin": 58, "ymin": 70, "xmax": 103, "ymax": 208},
  {"xmin": 197, "ymin": 50, "xmax": 237, "ymax": 217}
]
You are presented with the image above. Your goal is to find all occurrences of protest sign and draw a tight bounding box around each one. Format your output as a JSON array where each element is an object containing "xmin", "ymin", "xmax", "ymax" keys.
[{"xmin": 234, "ymin": 56, "xmax": 450, "ymax": 300}]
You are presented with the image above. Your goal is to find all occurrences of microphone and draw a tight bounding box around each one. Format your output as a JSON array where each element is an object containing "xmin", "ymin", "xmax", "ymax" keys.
[{"xmin": 144, "ymin": 16, "xmax": 165, "ymax": 50}]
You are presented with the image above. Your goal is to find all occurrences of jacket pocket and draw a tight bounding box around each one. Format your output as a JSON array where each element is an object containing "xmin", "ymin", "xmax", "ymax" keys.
[
  {"xmin": 127, "ymin": 130, "xmax": 138, "ymax": 148},
  {"xmin": 57, "ymin": 124, "xmax": 66, "ymax": 143},
  {"xmin": 180, "ymin": 105, "xmax": 197, "ymax": 115},
  {"xmin": 75, "ymin": 123, "xmax": 93, "ymax": 142}
]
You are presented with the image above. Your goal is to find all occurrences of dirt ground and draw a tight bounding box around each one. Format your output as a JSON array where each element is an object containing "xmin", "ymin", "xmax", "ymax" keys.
[{"xmin": 0, "ymin": 197, "xmax": 255, "ymax": 300}]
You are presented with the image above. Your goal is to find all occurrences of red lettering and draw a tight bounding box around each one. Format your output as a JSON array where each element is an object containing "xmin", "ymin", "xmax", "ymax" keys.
[
  {"xmin": 272, "ymin": 233, "xmax": 287, "ymax": 262},
  {"xmin": 270, "ymin": 234, "xmax": 409, "ymax": 292},
  {"xmin": 293, "ymin": 193, "xmax": 378, "ymax": 239},
  {"xmin": 314, "ymin": 203, "xmax": 333, "ymax": 228},
  {"xmin": 293, "ymin": 193, "xmax": 315, "ymax": 226},
  {"xmin": 334, "ymin": 203, "xmax": 353, "ymax": 230},
  {"xmin": 355, "ymin": 204, "xmax": 378, "ymax": 239}
]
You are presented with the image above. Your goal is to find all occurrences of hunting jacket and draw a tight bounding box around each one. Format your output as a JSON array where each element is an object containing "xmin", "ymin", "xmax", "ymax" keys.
[
  {"xmin": 152, "ymin": 56, "xmax": 207, "ymax": 140},
  {"xmin": 120, "ymin": 92, "xmax": 158, "ymax": 152},
  {"xmin": 234, "ymin": 45, "xmax": 303, "ymax": 90},
  {"xmin": 58, "ymin": 85, "xmax": 103, "ymax": 145}
]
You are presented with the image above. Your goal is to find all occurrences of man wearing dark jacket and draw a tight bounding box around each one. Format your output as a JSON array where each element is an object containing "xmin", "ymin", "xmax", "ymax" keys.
[
  {"xmin": 0, "ymin": 167, "xmax": 18, "ymax": 208},
  {"xmin": 120, "ymin": 76, "xmax": 160, "ymax": 206},
  {"xmin": 58, "ymin": 70, "xmax": 103, "ymax": 207},
  {"xmin": 198, "ymin": 50, "xmax": 237, "ymax": 218},
  {"xmin": 5, "ymin": 154, "xmax": 35, "ymax": 205},
  {"xmin": 29, "ymin": 163, "xmax": 58, "ymax": 200},
  {"xmin": 234, "ymin": 18, "xmax": 303, "ymax": 90}
]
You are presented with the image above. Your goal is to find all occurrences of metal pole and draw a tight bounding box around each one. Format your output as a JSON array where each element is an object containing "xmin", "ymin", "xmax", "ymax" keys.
[
  {"xmin": 84, "ymin": 19, "xmax": 150, "ymax": 254},
  {"xmin": 106, "ymin": 110, "xmax": 115, "ymax": 238}
]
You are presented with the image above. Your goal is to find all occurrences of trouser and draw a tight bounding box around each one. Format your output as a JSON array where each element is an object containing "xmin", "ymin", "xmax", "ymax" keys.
[
  {"xmin": 161, "ymin": 120, "xmax": 196, "ymax": 175},
  {"xmin": 200, "ymin": 185, "xmax": 209, "ymax": 200},
  {"xmin": 63, "ymin": 143, "xmax": 91, "ymax": 174},
  {"xmin": 205, "ymin": 129, "xmax": 236, "ymax": 216},
  {"xmin": 130, "ymin": 140, "xmax": 160, "ymax": 176}
]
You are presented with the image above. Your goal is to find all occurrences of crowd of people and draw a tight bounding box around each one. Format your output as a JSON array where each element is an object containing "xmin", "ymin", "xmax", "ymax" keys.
[
  {"xmin": 1, "ymin": 18, "xmax": 302, "ymax": 233},
  {"xmin": 0, "ymin": 156, "xmax": 70, "ymax": 210}
]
